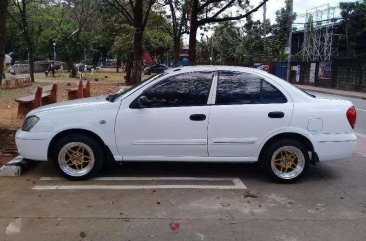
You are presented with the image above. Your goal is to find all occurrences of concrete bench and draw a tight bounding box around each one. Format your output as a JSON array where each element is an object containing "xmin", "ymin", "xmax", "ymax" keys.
[
  {"xmin": 65, "ymin": 80, "xmax": 91, "ymax": 100},
  {"xmin": 15, "ymin": 84, "xmax": 57, "ymax": 117}
]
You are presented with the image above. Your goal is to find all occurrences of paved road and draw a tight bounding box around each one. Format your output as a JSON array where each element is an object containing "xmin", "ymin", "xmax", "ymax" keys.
[
  {"xmin": 1, "ymin": 158, "xmax": 366, "ymax": 241},
  {"xmin": 1, "ymin": 91, "xmax": 365, "ymax": 241}
]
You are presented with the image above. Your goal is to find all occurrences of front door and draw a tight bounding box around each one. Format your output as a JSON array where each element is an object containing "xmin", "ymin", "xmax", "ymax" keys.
[
  {"xmin": 208, "ymin": 71, "xmax": 293, "ymax": 157},
  {"xmin": 115, "ymin": 71, "xmax": 214, "ymax": 160}
]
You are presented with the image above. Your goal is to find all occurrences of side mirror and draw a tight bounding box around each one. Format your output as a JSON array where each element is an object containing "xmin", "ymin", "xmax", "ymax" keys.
[{"xmin": 137, "ymin": 95, "xmax": 150, "ymax": 108}]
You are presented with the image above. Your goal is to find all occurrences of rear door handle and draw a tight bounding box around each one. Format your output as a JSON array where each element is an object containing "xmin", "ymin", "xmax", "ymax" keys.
[
  {"xmin": 268, "ymin": 111, "xmax": 284, "ymax": 118},
  {"xmin": 190, "ymin": 114, "xmax": 206, "ymax": 121}
]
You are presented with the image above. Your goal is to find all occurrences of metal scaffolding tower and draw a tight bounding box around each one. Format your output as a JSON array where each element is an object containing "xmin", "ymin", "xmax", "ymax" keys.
[{"xmin": 299, "ymin": 4, "xmax": 338, "ymax": 62}]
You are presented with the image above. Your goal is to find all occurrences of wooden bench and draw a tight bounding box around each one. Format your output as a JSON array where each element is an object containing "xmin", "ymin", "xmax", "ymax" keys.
[
  {"xmin": 15, "ymin": 84, "xmax": 58, "ymax": 117},
  {"xmin": 42, "ymin": 84, "xmax": 58, "ymax": 105},
  {"xmin": 65, "ymin": 80, "xmax": 91, "ymax": 100}
]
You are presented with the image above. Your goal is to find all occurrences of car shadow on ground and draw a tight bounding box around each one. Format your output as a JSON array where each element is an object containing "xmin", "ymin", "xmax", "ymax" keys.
[{"xmin": 29, "ymin": 160, "xmax": 342, "ymax": 184}]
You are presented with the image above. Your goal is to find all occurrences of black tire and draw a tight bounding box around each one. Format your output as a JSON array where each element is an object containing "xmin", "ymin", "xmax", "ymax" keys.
[
  {"xmin": 261, "ymin": 139, "xmax": 309, "ymax": 184},
  {"xmin": 52, "ymin": 134, "xmax": 104, "ymax": 180}
]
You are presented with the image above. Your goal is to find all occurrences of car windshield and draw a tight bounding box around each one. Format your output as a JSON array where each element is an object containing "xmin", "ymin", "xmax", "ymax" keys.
[{"xmin": 106, "ymin": 73, "xmax": 166, "ymax": 102}]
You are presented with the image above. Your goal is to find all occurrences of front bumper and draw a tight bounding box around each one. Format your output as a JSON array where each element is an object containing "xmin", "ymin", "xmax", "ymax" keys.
[{"xmin": 15, "ymin": 130, "xmax": 53, "ymax": 161}]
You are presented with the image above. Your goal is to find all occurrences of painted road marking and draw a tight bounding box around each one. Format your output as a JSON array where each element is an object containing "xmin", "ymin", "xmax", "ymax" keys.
[
  {"xmin": 40, "ymin": 176, "xmax": 240, "ymax": 181},
  {"xmin": 356, "ymin": 108, "xmax": 366, "ymax": 112},
  {"xmin": 33, "ymin": 177, "xmax": 247, "ymax": 190}
]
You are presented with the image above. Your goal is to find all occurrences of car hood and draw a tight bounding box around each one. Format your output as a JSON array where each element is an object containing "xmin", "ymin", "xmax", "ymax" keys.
[{"xmin": 28, "ymin": 96, "xmax": 111, "ymax": 116}]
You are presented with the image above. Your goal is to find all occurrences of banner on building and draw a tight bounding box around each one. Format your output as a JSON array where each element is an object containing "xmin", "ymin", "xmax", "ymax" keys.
[{"xmin": 318, "ymin": 62, "xmax": 332, "ymax": 79}]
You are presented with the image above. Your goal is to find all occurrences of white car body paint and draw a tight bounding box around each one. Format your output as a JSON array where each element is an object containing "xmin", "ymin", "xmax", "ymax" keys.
[{"xmin": 15, "ymin": 66, "xmax": 357, "ymax": 163}]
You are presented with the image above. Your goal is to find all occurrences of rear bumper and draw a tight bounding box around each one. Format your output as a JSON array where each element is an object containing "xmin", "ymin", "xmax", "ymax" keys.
[
  {"xmin": 15, "ymin": 130, "xmax": 52, "ymax": 161},
  {"xmin": 312, "ymin": 133, "xmax": 357, "ymax": 161}
]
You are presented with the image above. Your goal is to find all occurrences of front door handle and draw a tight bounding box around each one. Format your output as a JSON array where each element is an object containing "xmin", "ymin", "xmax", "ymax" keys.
[
  {"xmin": 190, "ymin": 114, "xmax": 206, "ymax": 121},
  {"xmin": 268, "ymin": 111, "xmax": 284, "ymax": 118}
]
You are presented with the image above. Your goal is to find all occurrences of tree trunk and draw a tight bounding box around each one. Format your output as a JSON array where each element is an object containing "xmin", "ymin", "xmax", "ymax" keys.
[
  {"xmin": 124, "ymin": 51, "xmax": 133, "ymax": 84},
  {"xmin": 0, "ymin": 0, "xmax": 8, "ymax": 83},
  {"xmin": 130, "ymin": 30, "xmax": 143, "ymax": 84},
  {"xmin": 116, "ymin": 56, "xmax": 121, "ymax": 73},
  {"xmin": 130, "ymin": 0, "xmax": 143, "ymax": 84},
  {"xmin": 25, "ymin": 33, "xmax": 35, "ymax": 82},
  {"xmin": 188, "ymin": 25, "xmax": 197, "ymax": 65},
  {"xmin": 188, "ymin": 0, "xmax": 198, "ymax": 65},
  {"xmin": 28, "ymin": 47, "xmax": 35, "ymax": 82},
  {"xmin": 173, "ymin": 36, "xmax": 180, "ymax": 67},
  {"xmin": 21, "ymin": 5, "xmax": 35, "ymax": 82}
]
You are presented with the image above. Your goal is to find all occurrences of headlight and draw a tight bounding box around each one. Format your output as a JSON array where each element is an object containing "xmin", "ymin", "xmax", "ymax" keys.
[{"xmin": 21, "ymin": 116, "xmax": 40, "ymax": 131}]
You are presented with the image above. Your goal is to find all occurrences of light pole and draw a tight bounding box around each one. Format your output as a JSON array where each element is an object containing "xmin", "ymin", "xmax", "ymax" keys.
[
  {"xmin": 286, "ymin": 0, "xmax": 293, "ymax": 82},
  {"xmin": 53, "ymin": 42, "xmax": 56, "ymax": 61}
]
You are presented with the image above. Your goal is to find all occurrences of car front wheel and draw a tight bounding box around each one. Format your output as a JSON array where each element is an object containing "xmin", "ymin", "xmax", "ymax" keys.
[
  {"xmin": 262, "ymin": 139, "xmax": 309, "ymax": 183},
  {"xmin": 53, "ymin": 134, "xmax": 104, "ymax": 180}
]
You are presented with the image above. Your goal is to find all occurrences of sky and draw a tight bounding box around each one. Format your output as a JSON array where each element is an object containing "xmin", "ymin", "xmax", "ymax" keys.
[{"xmin": 251, "ymin": 0, "xmax": 359, "ymax": 24}]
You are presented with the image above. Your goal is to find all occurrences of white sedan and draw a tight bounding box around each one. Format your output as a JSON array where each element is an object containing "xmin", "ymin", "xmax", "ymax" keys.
[{"xmin": 15, "ymin": 66, "xmax": 357, "ymax": 183}]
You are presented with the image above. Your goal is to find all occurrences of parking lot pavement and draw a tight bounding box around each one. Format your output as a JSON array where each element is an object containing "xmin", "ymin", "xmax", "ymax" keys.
[{"xmin": 0, "ymin": 155, "xmax": 366, "ymax": 241}]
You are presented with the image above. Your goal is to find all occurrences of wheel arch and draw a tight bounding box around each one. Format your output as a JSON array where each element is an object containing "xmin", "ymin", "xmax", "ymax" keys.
[
  {"xmin": 258, "ymin": 132, "xmax": 315, "ymax": 162},
  {"xmin": 47, "ymin": 128, "xmax": 114, "ymax": 162}
]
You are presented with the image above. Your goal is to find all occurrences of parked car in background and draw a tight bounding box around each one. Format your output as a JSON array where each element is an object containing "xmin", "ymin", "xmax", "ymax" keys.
[
  {"xmin": 15, "ymin": 66, "xmax": 357, "ymax": 183},
  {"xmin": 144, "ymin": 63, "xmax": 168, "ymax": 75}
]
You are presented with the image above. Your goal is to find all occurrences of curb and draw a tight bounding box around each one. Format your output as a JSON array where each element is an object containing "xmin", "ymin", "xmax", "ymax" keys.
[
  {"xmin": 0, "ymin": 156, "xmax": 32, "ymax": 176},
  {"xmin": 297, "ymin": 86, "xmax": 366, "ymax": 100}
]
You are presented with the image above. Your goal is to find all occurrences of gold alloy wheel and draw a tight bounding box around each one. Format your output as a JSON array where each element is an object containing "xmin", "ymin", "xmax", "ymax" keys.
[
  {"xmin": 58, "ymin": 142, "xmax": 95, "ymax": 177},
  {"xmin": 270, "ymin": 146, "xmax": 305, "ymax": 180}
]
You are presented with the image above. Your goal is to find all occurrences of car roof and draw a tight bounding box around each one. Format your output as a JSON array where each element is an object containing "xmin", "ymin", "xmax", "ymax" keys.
[{"xmin": 166, "ymin": 65, "xmax": 267, "ymax": 75}]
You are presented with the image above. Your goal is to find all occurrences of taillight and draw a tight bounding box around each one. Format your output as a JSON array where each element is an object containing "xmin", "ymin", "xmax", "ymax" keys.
[{"xmin": 346, "ymin": 106, "xmax": 357, "ymax": 129}]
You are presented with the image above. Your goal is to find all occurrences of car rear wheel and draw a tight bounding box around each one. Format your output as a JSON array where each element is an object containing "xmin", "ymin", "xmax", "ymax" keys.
[
  {"xmin": 53, "ymin": 134, "xmax": 104, "ymax": 180},
  {"xmin": 262, "ymin": 139, "xmax": 309, "ymax": 183}
]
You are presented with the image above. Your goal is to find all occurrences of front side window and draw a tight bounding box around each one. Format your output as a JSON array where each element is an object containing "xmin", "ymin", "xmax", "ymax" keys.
[
  {"xmin": 216, "ymin": 71, "xmax": 287, "ymax": 105},
  {"xmin": 135, "ymin": 72, "xmax": 213, "ymax": 108}
]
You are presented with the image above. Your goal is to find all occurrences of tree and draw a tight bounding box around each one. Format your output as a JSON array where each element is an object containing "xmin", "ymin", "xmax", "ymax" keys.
[
  {"xmin": 110, "ymin": 13, "xmax": 172, "ymax": 71},
  {"xmin": 144, "ymin": 12, "xmax": 173, "ymax": 62},
  {"xmin": 212, "ymin": 21, "xmax": 241, "ymax": 64},
  {"xmin": 53, "ymin": 0, "xmax": 103, "ymax": 68},
  {"xmin": 187, "ymin": 0, "xmax": 269, "ymax": 65},
  {"xmin": 0, "ymin": 0, "xmax": 8, "ymax": 83},
  {"xmin": 107, "ymin": 0, "xmax": 157, "ymax": 84},
  {"xmin": 6, "ymin": 0, "xmax": 40, "ymax": 82},
  {"xmin": 110, "ymin": 24, "xmax": 133, "ymax": 72},
  {"xmin": 164, "ymin": 0, "xmax": 188, "ymax": 66},
  {"xmin": 269, "ymin": 1, "xmax": 296, "ymax": 60},
  {"xmin": 339, "ymin": 1, "xmax": 366, "ymax": 57}
]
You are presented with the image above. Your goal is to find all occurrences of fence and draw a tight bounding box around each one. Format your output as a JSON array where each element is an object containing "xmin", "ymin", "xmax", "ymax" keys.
[
  {"xmin": 12, "ymin": 61, "xmax": 67, "ymax": 74},
  {"xmin": 270, "ymin": 58, "xmax": 366, "ymax": 92}
]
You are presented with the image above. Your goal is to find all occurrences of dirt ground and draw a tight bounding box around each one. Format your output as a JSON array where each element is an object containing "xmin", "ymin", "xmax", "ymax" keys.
[{"xmin": 0, "ymin": 70, "xmax": 129, "ymax": 165}]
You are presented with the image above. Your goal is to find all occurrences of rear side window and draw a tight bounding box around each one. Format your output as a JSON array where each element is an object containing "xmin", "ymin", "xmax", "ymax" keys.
[
  {"xmin": 216, "ymin": 71, "xmax": 287, "ymax": 105},
  {"xmin": 140, "ymin": 72, "xmax": 213, "ymax": 108}
]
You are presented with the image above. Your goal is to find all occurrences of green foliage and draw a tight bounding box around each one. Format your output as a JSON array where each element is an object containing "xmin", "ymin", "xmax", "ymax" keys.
[
  {"xmin": 110, "ymin": 24, "xmax": 133, "ymax": 62},
  {"xmin": 144, "ymin": 12, "xmax": 173, "ymax": 60},
  {"xmin": 269, "ymin": 1, "xmax": 296, "ymax": 60},
  {"xmin": 339, "ymin": 1, "xmax": 366, "ymax": 56},
  {"xmin": 6, "ymin": 1, "xmax": 173, "ymax": 66},
  {"xmin": 110, "ymin": 12, "xmax": 173, "ymax": 63},
  {"xmin": 6, "ymin": 1, "xmax": 47, "ymax": 59}
]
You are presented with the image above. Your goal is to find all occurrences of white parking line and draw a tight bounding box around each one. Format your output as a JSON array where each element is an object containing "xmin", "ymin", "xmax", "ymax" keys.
[
  {"xmin": 40, "ymin": 176, "xmax": 239, "ymax": 181},
  {"xmin": 356, "ymin": 108, "xmax": 366, "ymax": 112},
  {"xmin": 33, "ymin": 177, "xmax": 247, "ymax": 190}
]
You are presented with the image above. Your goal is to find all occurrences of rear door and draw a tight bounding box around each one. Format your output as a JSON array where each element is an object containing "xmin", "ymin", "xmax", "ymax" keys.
[{"xmin": 208, "ymin": 71, "xmax": 293, "ymax": 157}]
